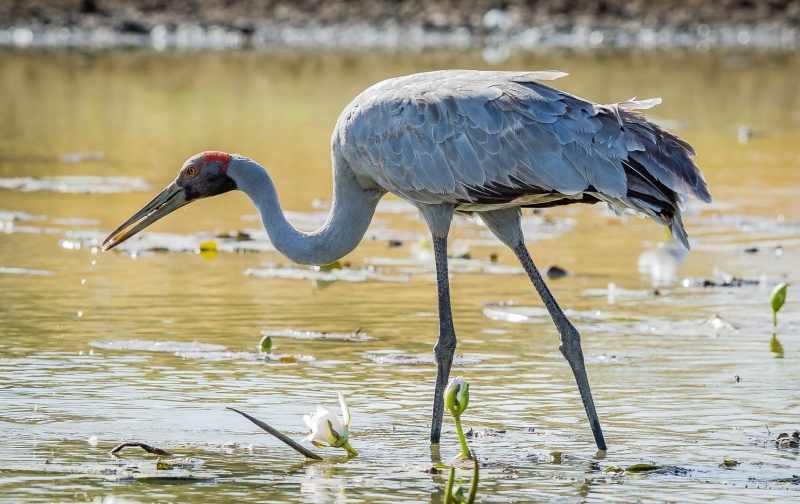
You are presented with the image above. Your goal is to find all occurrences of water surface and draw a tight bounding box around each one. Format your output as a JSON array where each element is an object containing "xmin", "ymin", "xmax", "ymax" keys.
[{"xmin": 1, "ymin": 48, "xmax": 799, "ymax": 502}]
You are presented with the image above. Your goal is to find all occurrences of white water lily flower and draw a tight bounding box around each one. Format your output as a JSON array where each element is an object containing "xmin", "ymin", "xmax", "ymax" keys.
[{"xmin": 302, "ymin": 392, "xmax": 357, "ymax": 456}]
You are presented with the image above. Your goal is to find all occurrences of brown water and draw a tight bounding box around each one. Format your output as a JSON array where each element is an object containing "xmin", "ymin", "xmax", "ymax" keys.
[{"xmin": 1, "ymin": 48, "xmax": 799, "ymax": 503}]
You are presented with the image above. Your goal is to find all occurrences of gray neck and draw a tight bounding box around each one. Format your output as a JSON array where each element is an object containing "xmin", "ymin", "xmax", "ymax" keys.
[{"xmin": 227, "ymin": 154, "xmax": 381, "ymax": 266}]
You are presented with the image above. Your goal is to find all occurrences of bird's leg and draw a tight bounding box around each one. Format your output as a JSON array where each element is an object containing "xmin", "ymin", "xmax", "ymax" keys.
[
  {"xmin": 513, "ymin": 241, "xmax": 607, "ymax": 451},
  {"xmin": 429, "ymin": 233, "xmax": 457, "ymax": 444}
]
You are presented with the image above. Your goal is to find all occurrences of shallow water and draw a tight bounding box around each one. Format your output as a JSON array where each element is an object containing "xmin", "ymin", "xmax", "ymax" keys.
[{"xmin": 1, "ymin": 47, "xmax": 799, "ymax": 503}]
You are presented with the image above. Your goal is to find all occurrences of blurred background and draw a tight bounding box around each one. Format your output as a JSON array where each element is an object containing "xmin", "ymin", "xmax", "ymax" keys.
[
  {"xmin": 3, "ymin": 0, "xmax": 800, "ymax": 50},
  {"xmin": 1, "ymin": 2, "xmax": 799, "ymax": 503}
]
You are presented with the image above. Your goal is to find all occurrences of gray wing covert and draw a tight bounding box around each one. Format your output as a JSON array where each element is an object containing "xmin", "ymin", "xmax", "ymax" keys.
[{"xmin": 347, "ymin": 71, "xmax": 711, "ymax": 210}]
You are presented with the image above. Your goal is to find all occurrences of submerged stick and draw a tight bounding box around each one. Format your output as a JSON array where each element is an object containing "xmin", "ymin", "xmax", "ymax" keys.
[
  {"xmin": 109, "ymin": 442, "xmax": 172, "ymax": 457},
  {"xmin": 227, "ymin": 407, "xmax": 322, "ymax": 460}
]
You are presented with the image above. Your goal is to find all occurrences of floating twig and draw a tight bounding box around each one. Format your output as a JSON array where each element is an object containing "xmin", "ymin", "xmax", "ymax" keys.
[
  {"xmin": 109, "ymin": 442, "xmax": 172, "ymax": 457},
  {"xmin": 227, "ymin": 407, "xmax": 323, "ymax": 460}
]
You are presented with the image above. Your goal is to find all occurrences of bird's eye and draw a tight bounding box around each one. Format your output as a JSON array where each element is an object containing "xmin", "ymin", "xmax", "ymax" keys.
[{"xmin": 187, "ymin": 166, "xmax": 197, "ymax": 176}]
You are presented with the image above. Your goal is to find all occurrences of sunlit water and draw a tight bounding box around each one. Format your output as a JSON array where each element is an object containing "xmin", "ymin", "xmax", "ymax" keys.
[{"xmin": 1, "ymin": 48, "xmax": 799, "ymax": 503}]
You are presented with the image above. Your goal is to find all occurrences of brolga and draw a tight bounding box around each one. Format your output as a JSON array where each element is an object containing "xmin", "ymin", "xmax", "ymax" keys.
[{"xmin": 103, "ymin": 70, "xmax": 711, "ymax": 451}]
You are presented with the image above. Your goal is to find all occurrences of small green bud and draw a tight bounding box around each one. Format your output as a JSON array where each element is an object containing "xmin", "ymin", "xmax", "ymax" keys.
[
  {"xmin": 444, "ymin": 376, "xmax": 469, "ymax": 417},
  {"xmin": 259, "ymin": 335, "xmax": 272, "ymax": 353},
  {"xmin": 770, "ymin": 283, "xmax": 787, "ymax": 326}
]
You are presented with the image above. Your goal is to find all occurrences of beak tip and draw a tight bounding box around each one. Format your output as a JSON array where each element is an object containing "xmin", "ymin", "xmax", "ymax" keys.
[{"xmin": 101, "ymin": 182, "xmax": 187, "ymax": 254}]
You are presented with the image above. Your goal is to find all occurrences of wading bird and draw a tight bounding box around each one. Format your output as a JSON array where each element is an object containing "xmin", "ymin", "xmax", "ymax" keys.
[{"xmin": 103, "ymin": 70, "xmax": 711, "ymax": 451}]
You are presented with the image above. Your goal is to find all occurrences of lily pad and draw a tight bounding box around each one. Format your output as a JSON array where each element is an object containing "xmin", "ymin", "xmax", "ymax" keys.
[
  {"xmin": 0, "ymin": 208, "xmax": 46, "ymax": 221},
  {"xmin": 0, "ymin": 267, "xmax": 56, "ymax": 276},
  {"xmin": 0, "ymin": 176, "xmax": 151, "ymax": 194},
  {"xmin": 89, "ymin": 339, "xmax": 313, "ymax": 362},
  {"xmin": 1, "ymin": 458, "xmax": 215, "ymax": 482},
  {"xmin": 483, "ymin": 306, "xmax": 550, "ymax": 323},
  {"xmin": 261, "ymin": 328, "xmax": 374, "ymax": 342},
  {"xmin": 61, "ymin": 229, "xmax": 276, "ymax": 256},
  {"xmin": 176, "ymin": 351, "xmax": 314, "ymax": 363},
  {"xmin": 89, "ymin": 340, "xmax": 227, "ymax": 353}
]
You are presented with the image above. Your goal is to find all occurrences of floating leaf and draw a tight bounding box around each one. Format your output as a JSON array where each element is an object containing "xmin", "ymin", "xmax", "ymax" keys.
[
  {"xmin": 626, "ymin": 463, "xmax": 662, "ymax": 473},
  {"xmin": 262, "ymin": 328, "xmax": 374, "ymax": 342}
]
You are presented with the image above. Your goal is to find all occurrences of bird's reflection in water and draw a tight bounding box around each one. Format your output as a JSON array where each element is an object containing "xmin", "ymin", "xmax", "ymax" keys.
[{"xmin": 637, "ymin": 237, "xmax": 688, "ymax": 287}]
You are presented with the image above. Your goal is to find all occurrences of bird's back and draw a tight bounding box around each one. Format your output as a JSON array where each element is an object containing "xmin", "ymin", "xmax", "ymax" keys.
[{"xmin": 337, "ymin": 70, "xmax": 711, "ymax": 248}]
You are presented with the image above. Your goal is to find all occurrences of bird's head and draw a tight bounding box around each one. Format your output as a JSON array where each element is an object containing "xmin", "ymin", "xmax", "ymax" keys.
[{"xmin": 102, "ymin": 151, "xmax": 238, "ymax": 251}]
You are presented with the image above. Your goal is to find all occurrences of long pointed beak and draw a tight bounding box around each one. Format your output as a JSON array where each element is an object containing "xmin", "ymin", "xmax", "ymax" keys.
[{"xmin": 102, "ymin": 181, "xmax": 190, "ymax": 251}]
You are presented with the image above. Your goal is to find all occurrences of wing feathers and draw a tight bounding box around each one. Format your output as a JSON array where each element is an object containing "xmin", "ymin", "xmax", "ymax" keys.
[{"xmin": 346, "ymin": 69, "xmax": 711, "ymax": 229}]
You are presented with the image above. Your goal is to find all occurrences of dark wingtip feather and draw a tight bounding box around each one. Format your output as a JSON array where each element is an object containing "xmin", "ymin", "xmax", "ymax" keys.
[
  {"xmin": 621, "ymin": 109, "xmax": 712, "ymax": 205},
  {"xmin": 669, "ymin": 212, "xmax": 691, "ymax": 251}
]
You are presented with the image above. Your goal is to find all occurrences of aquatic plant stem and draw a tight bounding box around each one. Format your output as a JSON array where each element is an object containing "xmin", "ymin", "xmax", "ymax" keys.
[
  {"xmin": 467, "ymin": 451, "xmax": 479, "ymax": 504},
  {"xmin": 454, "ymin": 417, "xmax": 470, "ymax": 458},
  {"xmin": 444, "ymin": 466, "xmax": 456, "ymax": 504},
  {"xmin": 773, "ymin": 311, "xmax": 777, "ymax": 326},
  {"xmin": 342, "ymin": 441, "xmax": 358, "ymax": 456}
]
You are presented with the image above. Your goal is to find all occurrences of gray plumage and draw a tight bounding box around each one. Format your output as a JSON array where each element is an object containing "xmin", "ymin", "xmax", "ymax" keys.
[{"xmin": 339, "ymin": 70, "xmax": 711, "ymax": 249}]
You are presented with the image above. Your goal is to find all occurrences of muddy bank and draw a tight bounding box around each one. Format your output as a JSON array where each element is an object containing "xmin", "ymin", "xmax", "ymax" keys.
[{"xmin": 1, "ymin": 1, "xmax": 800, "ymax": 49}]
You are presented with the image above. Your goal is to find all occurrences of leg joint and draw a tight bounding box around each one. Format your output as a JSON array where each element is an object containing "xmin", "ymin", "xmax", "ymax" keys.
[
  {"xmin": 558, "ymin": 325, "xmax": 585, "ymax": 364},
  {"xmin": 434, "ymin": 335, "xmax": 457, "ymax": 360}
]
